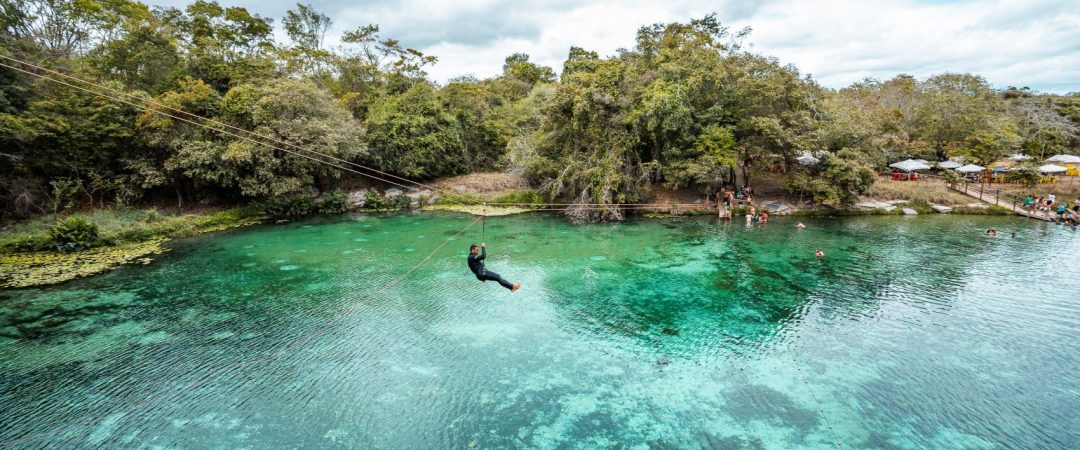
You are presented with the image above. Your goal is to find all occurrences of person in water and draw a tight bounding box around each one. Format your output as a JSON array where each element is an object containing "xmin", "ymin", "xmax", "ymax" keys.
[
  {"xmin": 468, "ymin": 243, "xmax": 521, "ymax": 292},
  {"xmin": 796, "ymin": 222, "xmax": 806, "ymax": 229},
  {"xmin": 815, "ymin": 249, "xmax": 825, "ymax": 258},
  {"xmin": 986, "ymin": 228, "xmax": 997, "ymax": 237}
]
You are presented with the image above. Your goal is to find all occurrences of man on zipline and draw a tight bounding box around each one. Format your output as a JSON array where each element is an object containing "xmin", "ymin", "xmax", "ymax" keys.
[{"xmin": 468, "ymin": 243, "xmax": 521, "ymax": 292}]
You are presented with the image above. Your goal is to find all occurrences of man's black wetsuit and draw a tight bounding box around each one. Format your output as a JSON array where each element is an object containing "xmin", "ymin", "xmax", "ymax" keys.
[{"xmin": 468, "ymin": 247, "xmax": 515, "ymax": 290}]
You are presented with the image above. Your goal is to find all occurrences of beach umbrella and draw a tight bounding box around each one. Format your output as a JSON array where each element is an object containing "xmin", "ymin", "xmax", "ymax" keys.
[
  {"xmin": 1007, "ymin": 153, "xmax": 1032, "ymax": 161},
  {"xmin": 955, "ymin": 164, "xmax": 985, "ymax": 173},
  {"xmin": 889, "ymin": 159, "xmax": 932, "ymax": 172},
  {"xmin": 937, "ymin": 160, "xmax": 962, "ymax": 169},
  {"xmin": 1046, "ymin": 154, "xmax": 1080, "ymax": 163},
  {"xmin": 1038, "ymin": 164, "xmax": 1067, "ymax": 173}
]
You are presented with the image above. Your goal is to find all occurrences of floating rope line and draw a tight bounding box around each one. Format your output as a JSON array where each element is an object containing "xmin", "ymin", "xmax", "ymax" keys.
[
  {"xmin": 0, "ymin": 216, "xmax": 481, "ymax": 446},
  {"xmin": 794, "ymin": 357, "xmax": 846, "ymax": 449}
]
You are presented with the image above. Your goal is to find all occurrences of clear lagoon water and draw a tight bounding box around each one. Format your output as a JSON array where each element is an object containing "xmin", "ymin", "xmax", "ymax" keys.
[{"xmin": 1, "ymin": 212, "xmax": 1078, "ymax": 449}]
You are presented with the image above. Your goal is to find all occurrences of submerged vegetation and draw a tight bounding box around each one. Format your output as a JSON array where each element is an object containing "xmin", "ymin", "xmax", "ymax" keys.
[{"xmin": 0, "ymin": 207, "xmax": 264, "ymax": 287}]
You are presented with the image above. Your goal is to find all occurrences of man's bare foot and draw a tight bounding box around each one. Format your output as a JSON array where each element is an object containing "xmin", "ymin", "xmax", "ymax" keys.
[{"xmin": 511, "ymin": 283, "xmax": 521, "ymax": 292}]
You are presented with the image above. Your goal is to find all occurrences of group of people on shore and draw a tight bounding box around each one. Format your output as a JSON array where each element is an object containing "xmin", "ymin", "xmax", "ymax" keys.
[
  {"xmin": 716, "ymin": 185, "xmax": 754, "ymax": 219},
  {"xmin": 1023, "ymin": 193, "xmax": 1080, "ymax": 224},
  {"xmin": 714, "ymin": 185, "xmax": 772, "ymax": 225}
]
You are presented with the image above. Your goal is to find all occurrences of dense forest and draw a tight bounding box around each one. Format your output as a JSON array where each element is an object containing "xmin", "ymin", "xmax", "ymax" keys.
[{"xmin": 2, "ymin": 0, "xmax": 1079, "ymax": 221}]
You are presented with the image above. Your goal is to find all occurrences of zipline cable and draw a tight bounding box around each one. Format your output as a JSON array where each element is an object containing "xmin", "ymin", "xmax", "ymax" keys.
[
  {"xmin": 0, "ymin": 216, "xmax": 482, "ymax": 446},
  {"xmin": 0, "ymin": 61, "xmax": 433, "ymax": 197},
  {"xmin": 0, "ymin": 54, "xmax": 452, "ymax": 197},
  {"xmin": 0, "ymin": 54, "xmax": 730, "ymax": 210}
]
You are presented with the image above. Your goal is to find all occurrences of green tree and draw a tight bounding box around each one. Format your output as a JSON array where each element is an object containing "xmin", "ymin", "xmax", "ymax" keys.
[
  {"xmin": 913, "ymin": 73, "xmax": 1000, "ymax": 160},
  {"xmin": 502, "ymin": 53, "xmax": 556, "ymax": 86},
  {"xmin": 364, "ymin": 82, "xmax": 464, "ymax": 178},
  {"xmin": 789, "ymin": 148, "xmax": 875, "ymax": 207},
  {"xmin": 165, "ymin": 0, "xmax": 276, "ymax": 91},
  {"xmin": 281, "ymin": 3, "xmax": 332, "ymax": 81}
]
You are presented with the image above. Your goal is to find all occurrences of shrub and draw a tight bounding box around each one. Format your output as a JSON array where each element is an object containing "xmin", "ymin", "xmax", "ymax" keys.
[
  {"xmin": 388, "ymin": 194, "xmax": 413, "ymax": 210},
  {"xmin": 489, "ymin": 190, "xmax": 547, "ymax": 205},
  {"xmin": 318, "ymin": 189, "xmax": 349, "ymax": 214},
  {"xmin": 48, "ymin": 216, "xmax": 101, "ymax": 252},
  {"xmin": 363, "ymin": 190, "xmax": 385, "ymax": 210},
  {"xmin": 144, "ymin": 209, "xmax": 163, "ymax": 223},
  {"xmin": 1007, "ymin": 164, "xmax": 1040, "ymax": 186},
  {"xmin": 0, "ymin": 232, "xmax": 52, "ymax": 252},
  {"xmin": 258, "ymin": 196, "xmax": 315, "ymax": 218}
]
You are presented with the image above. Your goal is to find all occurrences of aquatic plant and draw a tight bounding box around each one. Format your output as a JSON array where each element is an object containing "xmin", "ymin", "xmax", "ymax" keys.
[
  {"xmin": 0, "ymin": 240, "xmax": 166, "ymax": 288},
  {"xmin": 362, "ymin": 191, "xmax": 386, "ymax": 210},
  {"xmin": 318, "ymin": 190, "xmax": 349, "ymax": 215},
  {"xmin": 258, "ymin": 196, "xmax": 315, "ymax": 218},
  {"xmin": 47, "ymin": 216, "xmax": 100, "ymax": 252},
  {"xmin": 387, "ymin": 194, "xmax": 413, "ymax": 210}
]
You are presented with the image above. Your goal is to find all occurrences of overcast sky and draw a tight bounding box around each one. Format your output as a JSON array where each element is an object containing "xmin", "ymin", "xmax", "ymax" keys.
[{"xmin": 155, "ymin": 0, "xmax": 1080, "ymax": 93}]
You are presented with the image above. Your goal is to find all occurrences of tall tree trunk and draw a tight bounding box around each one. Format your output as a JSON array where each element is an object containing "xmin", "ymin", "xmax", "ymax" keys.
[{"xmin": 174, "ymin": 182, "xmax": 183, "ymax": 213}]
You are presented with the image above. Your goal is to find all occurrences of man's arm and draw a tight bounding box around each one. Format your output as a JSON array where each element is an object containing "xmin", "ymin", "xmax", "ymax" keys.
[{"xmin": 478, "ymin": 245, "xmax": 486, "ymax": 260}]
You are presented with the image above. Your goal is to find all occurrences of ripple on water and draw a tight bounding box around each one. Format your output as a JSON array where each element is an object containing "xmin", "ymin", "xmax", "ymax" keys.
[{"xmin": 0, "ymin": 214, "xmax": 1076, "ymax": 449}]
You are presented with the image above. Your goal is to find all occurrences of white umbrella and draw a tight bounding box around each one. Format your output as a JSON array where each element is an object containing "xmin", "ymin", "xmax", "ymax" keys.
[
  {"xmin": 1007, "ymin": 153, "xmax": 1032, "ymax": 161},
  {"xmin": 796, "ymin": 154, "xmax": 820, "ymax": 165},
  {"xmin": 889, "ymin": 159, "xmax": 932, "ymax": 172},
  {"xmin": 1038, "ymin": 164, "xmax": 1067, "ymax": 173},
  {"xmin": 955, "ymin": 164, "xmax": 985, "ymax": 173},
  {"xmin": 937, "ymin": 161, "xmax": 962, "ymax": 169},
  {"xmin": 1046, "ymin": 154, "xmax": 1080, "ymax": 163}
]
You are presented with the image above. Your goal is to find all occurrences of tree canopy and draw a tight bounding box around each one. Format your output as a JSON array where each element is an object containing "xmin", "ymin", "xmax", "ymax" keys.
[{"xmin": 1, "ymin": 2, "xmax": 1077, "ymax": 221}]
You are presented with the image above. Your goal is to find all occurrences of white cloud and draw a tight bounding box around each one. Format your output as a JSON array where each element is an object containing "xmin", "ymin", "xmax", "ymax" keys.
[
  {"xmin": 157, "ymin": 0, "xmax": 1080, "ymax": 92},
  {"xmin": 375, "ymin": 0, "xmax": 1077, "ymax": 93}
]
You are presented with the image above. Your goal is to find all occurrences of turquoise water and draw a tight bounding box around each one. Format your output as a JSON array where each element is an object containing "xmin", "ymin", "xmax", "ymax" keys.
[{"xmin": 1, "ymin": 213, "xmax": 1078, "ymax": 449}]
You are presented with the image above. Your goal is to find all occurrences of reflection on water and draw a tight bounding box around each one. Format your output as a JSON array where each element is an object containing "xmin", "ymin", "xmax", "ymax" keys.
[{"xmin": 1, "ymin": 213, "xmax": 1078, "ymax": 449}]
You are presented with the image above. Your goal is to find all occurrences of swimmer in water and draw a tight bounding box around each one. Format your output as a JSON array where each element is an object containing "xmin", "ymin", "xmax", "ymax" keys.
[
  {"xmin": 796, "ymin": 222, "xmax": 806, "ymax": 229},
  {"xmin": 986, "ymin": 229, "xmax": 997, "ymax": 237},
  {"xmin": 815, "ymin": 249, "xmax": 824, "ymax": 257}
]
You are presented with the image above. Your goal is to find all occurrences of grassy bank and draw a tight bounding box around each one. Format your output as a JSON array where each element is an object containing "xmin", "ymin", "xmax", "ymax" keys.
[
  {"xmin": 871, "ymin": 178, "xmax": 976, "ymax": 206},
  {"xmin": 1, "ymin": 207, "xmax": 265, "ymax": 288}
]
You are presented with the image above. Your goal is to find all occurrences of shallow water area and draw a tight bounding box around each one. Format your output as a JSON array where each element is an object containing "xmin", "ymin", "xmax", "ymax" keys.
[{"xmin": 1, "ymin": 212, "xmax": 1078, "ymax": 449}]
